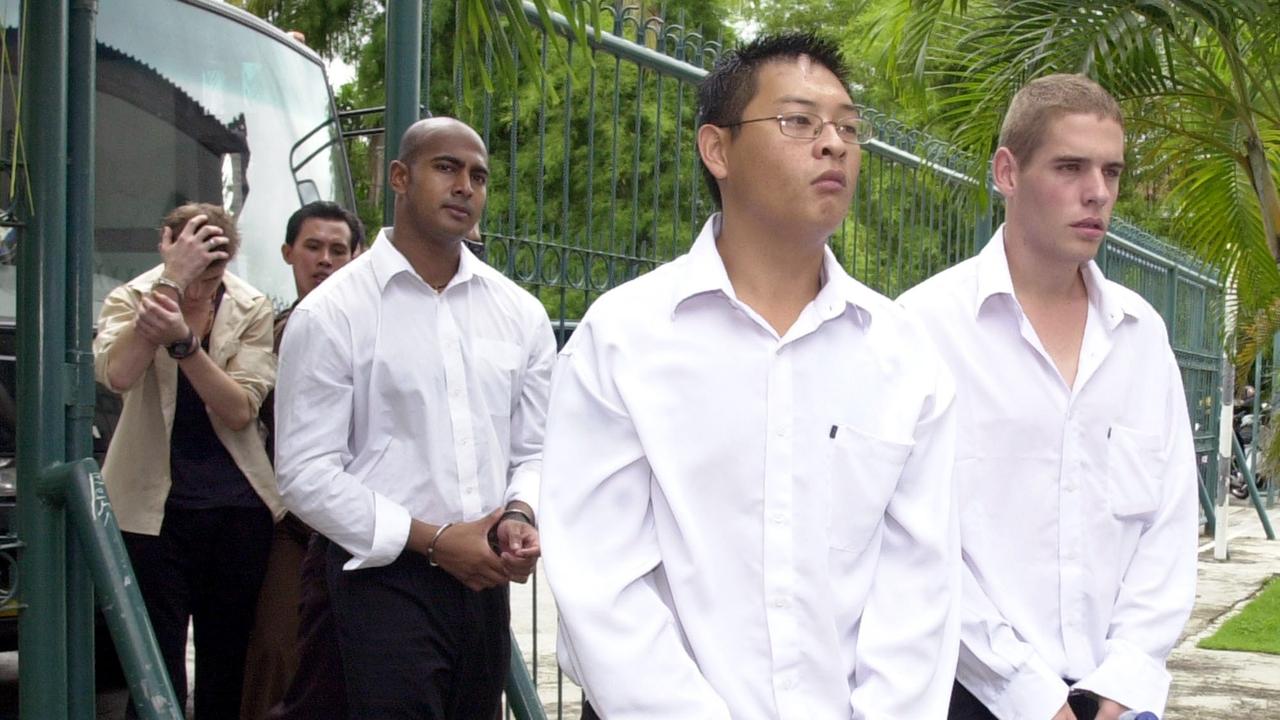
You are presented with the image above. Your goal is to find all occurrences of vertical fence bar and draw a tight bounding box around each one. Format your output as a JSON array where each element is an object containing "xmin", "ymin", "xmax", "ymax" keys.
[
  {"xmin": 1269, "ymin": 332, "xmax": 1279, "ymax": 508},
  {"xmin": 384, "ymin": 0, "xmax": 423, "ymax": 225},
  {"xmin": 66, "ymin": 0, "xmax": 99, "ymax": 714},
  {"xmin": 18, "ymin": 1, "xmax": 72, "ymax": 718}
]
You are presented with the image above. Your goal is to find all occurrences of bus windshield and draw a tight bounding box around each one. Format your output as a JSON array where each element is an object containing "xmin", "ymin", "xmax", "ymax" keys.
[{"xmin": 0, "ymin": 0, "xmax": 355, "ymax": 320}]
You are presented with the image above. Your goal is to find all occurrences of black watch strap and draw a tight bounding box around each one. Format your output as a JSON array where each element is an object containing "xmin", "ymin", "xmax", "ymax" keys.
[
  {"xmin": 166, "ymin": 332, "xmax": 199, "ymax": 360},
  {"xmin": 499, "ymin": 508, "xmax": 534, "ymax": 527}
]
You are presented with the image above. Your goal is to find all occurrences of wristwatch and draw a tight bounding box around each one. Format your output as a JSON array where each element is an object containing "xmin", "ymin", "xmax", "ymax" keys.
[
  {"xmin": 166, "ymin": 331, "xmax": 199, "ymax": 360},
  {"xmin": 151, "ymin": 276, "xmax": 185, "ymax": 295}
]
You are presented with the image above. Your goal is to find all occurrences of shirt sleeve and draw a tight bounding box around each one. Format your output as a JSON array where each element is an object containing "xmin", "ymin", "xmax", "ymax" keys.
[
  {"xmin": 222, "ymin": 294, "xmax": 276, "ymax": 416},
  {"xmin": 93, "ymin": 284, "xmax": 142, "ymax": 394},
  {"xmin": 538, "ymin": 320, "xmax": 732, "ymax": 720},
  {"xmin": 848, "ymin": 359, "xmax": 962, "ymax": 719},
  {"xmin": 1073, "ymin": 350, "xmax": 1198, "ymax": 715},
  {"xmin": 955, "ymin": 564, "xmax": 1071, "ymax": 719},
  {"xmin": 503, "ymin": 309, "xmax": 556, "ymax": 515},
  {"xmin": 274, "ymin": 305, "xmax": 412, "ymax": 570}
]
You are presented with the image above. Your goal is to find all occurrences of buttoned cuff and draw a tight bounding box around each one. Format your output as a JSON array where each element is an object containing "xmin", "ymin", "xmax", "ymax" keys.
[
  {"xmin": 964, "ymin": 653, "xmax": 1068, "ymax": 720},
  {"xmin": 341, "ymin": 492, "xmax": 412, "ymax": 570},
  {"xmin": 1072, "ymin": 639, "xmax": 1171, "ymax": 716},
  {"xmin": 504, "ymin": 461, "xmax": 540, "ymax": 518}
]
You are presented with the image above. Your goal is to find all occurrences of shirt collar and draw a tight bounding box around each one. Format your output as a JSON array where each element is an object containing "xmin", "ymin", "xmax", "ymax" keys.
[
  {"xmin": 125, "ymin": 263, "xmax": 256, "ymax": 312},
  {"xmin": 975, "ymin": 224, "xmax": 1139, "ymax": 330},
  {"xmin": 368, "ymin": 227, "xmax": 482, "ymax": 293},
  {"xmin": 671, "ymin": 213, "xmax": 873, "ymax": 327}
]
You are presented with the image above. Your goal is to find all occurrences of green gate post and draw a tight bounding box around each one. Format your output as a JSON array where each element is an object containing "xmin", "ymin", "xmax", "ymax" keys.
[
  {"xmin": 67, "ymin": 1, "xmax": 100, "ymax": 715},
  {"xmin": 18, "ymin": 1, "xmax": 72, "ymax": 718},
  {"xmin": 383, "ymin": 0, "xmax": 423, "ymax": 225},
  {"xmin": 1271, "ymin": 332, "xmax": 1279, "ymax": 508}
]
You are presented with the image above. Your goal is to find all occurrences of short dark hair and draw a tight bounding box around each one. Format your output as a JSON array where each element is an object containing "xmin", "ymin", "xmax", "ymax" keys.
[
  {"xmin": 284, "ymin": 201, "xmax": 365, "ymax": 251},
  {"xmin": 697, "ymin": 32, "xmax": 851, "ymax": 208}
]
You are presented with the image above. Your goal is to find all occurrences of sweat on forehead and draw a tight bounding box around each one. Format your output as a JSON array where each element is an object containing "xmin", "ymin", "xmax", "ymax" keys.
[{"xmin": 397, "ymin": 117, "xmax": 487, "ymax": 166}]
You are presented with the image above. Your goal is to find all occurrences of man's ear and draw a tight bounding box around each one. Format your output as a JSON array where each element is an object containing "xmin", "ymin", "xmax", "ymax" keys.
[
  {"xmin": 388, "ymin": 159, "xmax": 410, "ymax": 196},
  {"xmin": 697, "ymin": 124, "xmax": 730, "ymax": 183},
  {"xmin": 281, "ymin": 242, "xmax": 294, "ymax": 265},
  {"xmin": 992, "ymin": 147, "xmax": 1018, "ymax": 200}
]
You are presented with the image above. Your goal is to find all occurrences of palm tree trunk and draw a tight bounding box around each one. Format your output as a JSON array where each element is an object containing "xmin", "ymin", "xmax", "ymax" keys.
[{"xmin": 1244, "ymin": 131, "xmax": 1280, "ymax": 265}]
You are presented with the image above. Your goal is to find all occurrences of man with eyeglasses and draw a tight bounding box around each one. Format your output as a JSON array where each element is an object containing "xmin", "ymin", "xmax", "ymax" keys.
[{"xmin": 540, "ymin": 32, "xmax": 960, "ymax": 719}]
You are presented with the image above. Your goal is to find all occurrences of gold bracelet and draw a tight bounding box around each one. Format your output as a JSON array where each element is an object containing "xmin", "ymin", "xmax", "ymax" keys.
[{"xmin": 427, "ymin": 522, "xmax": 454, "ymax": 567}]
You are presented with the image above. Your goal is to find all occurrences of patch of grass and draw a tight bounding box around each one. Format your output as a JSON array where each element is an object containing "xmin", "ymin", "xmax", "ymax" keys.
[{"xmin": 1198, "ymin": 576, "xmax": 1280, "ymax": 655}]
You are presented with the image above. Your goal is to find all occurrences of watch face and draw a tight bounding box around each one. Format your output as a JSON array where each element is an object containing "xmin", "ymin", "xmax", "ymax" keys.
[{"xmin": 168, "ymin": 337, "xmax": 196, "ymax": 358}]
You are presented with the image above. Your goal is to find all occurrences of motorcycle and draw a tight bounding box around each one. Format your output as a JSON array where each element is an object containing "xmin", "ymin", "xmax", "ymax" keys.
[{"xmin": 1230, "ymin": 398, "xmax": 1271, "ymax": 500}]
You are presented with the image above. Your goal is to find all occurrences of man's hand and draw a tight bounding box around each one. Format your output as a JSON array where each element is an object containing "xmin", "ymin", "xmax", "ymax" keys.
[
  {"xmin": 1094, "ymin": 698, "xmax": 1130, "ymax": 720},
  {"xmin": 158, "ymin": 215, "xmax": 230, "ymax": 290},
  {"xmin": 1051, "ymin": 702, "xmax": 1078, "ymax": 720},
  {"xmin": 495, "ymin": 516, "xmax": 540, "ymax": 583},
  {"xmin": 135, "ymin": 291, "xmax": 190, "ymax": 347},
  {"xmin": 431, "ymin": 508, "xmax": 508, "ymax": 592}
]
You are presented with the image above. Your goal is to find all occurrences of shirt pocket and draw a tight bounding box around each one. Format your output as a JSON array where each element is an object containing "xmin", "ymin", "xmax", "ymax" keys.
[
  {"xmin": 1107, "ymin": 424, "xmax": 1162, "ymax": 518},
  {"xmin": 473, "ymin": 338, "xmax": 521, "ymax": 417},
  {"xmin": 826, "ymin": 424, "xmax": 913, "ymax": 553}
]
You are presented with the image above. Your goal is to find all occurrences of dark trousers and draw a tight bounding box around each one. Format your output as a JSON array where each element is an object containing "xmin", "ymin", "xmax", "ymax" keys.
[
  {"xmin": 268, "ymin": 534, "xmax": 349, "ymax": 720},
  {"xmin": 122, "ymin": 505, "xmax": 273, "ymax": 719},
  {"xmin": 948, "ymin": 680, "xmax": 1099, "ymax": 720},
  {"xmin": 326, "ymin": 543, "xmax": 510, "ymax": 720},
  {"xmin": 581, "ymin": 702, "xmax": 600, "ymax": 720}
]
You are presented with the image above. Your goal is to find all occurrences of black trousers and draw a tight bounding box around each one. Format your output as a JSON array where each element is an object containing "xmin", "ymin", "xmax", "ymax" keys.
[
  {"xmin": 326, "ymin": 543, "xmax": 510, "ymax": 720},
  {"xmin": 269, "ymin": 534, "xmax": 349, "ymax": 720},
  {"xmin": 122, "ymin": 505, "xmax": 273, "ymax": 719},
  {"xmin": 948, "ymin": 680, "xmax": 1100, "ymax": 720}
]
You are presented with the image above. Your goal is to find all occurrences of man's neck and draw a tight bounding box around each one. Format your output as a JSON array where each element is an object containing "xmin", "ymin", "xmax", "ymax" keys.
[
  {"xmin": 1002, "ymin": 224, "xmax": 1090, "ymax": 388},
  {"xmin": 1002, "ymin": 226, "xmax": 1087, "ymax": 305},
  {"xmin": 715, "ymin": 211, "xmax": 827, "ymax": 336},
  {"xmin": 390, "ymin": 225, "xmax": 462, "ymax": 290}
]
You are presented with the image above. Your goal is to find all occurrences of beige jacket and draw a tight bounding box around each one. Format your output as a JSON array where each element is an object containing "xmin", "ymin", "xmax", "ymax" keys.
[{"xmin": 93, "ymin": 264, "xmax": 284, "ymax": 535}]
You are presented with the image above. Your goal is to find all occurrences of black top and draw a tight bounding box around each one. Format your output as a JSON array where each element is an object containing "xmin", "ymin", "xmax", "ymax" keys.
[{"xmin": 166, "ymin": 286, "xmax": 264, "ymax": 511}]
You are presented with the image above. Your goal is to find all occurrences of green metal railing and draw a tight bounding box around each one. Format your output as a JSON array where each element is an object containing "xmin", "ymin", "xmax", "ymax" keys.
[
  {"xmin": 18, "ymin": 1, "xmax": 182, "ymax": 717},
  {"xmin": 365, "ymin": 0, "xmax": 1231, "ymax": 715}
]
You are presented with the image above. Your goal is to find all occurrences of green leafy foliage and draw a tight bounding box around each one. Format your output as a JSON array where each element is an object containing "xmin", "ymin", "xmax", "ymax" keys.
[{"xmin": 868, "ymin": 0, "xmax": 1280, "ymax": 372}]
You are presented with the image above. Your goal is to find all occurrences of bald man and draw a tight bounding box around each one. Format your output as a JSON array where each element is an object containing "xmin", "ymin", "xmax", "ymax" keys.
[{"xmin": 275, "ymin": 118, "xmax": 556, "ymax": 719}]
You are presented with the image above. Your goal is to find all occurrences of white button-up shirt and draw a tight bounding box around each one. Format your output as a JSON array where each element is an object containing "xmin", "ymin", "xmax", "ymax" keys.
[
  {"xmin": 898, "ymin": 226, "xmax": 1198, "ymax": 719},
  {"xmin": 275, "ymin": 230, "xmax": 556, "ymax": 569},
  {"xmin": 540, "ymin": 215, "xmax": 960, "ymax": 720}
]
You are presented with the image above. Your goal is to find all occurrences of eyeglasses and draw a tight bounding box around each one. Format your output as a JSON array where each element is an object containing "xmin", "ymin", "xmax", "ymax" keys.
[{"xmin": 717, "ymin": 111, "xmax": 875, "ymax": 145}]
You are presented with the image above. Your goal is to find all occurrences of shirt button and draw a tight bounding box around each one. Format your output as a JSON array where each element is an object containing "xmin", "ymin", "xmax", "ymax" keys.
[
  {"xmin": 773, "ymin": 597, "xmax": 788, "ymax": 608},
  {"xmin": 772, "ymin": 513, "xmax": 786, "ymax": 525},
  {"xmin": 775, "ymin": 427, "xmax": 788, "ymax": 438},
  {"xmin": 465, "ymin": 487, "xmax": 474, "ymax": 495},
  {"xmin": 460, "ymin": 437, "xmax": 470, "ymax": 447}
]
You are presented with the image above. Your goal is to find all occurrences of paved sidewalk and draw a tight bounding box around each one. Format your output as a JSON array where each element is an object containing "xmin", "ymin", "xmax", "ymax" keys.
[{"xmin": 1166, "ymin": 503, "xmax": 1280, "ymax": 719}]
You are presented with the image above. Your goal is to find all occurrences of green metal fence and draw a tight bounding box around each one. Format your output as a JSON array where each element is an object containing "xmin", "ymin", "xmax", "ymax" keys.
[{"xmin": 357, "ymin": 1, "xmax": 1226, "ymax": 715}]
